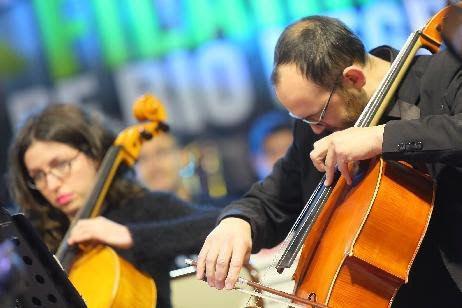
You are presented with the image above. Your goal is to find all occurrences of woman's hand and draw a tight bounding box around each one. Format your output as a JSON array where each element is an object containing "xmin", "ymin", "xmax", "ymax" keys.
[{"xmin": 67, "ymin": 216, "xmax": 133, "ymax": 249}]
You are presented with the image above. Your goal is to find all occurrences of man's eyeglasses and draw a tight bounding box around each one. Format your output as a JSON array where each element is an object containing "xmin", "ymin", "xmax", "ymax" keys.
[
  {"xmin": 27, "ymin": 152, "xmax": 80, "ymax": 190},
  {"xmin": 289, "ymin": 82, "xmax": 338, "ymax": 125}
]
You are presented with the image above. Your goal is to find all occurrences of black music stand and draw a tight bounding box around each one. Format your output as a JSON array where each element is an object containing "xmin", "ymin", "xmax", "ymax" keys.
[{"xmin": 0, "ymin": 207, "xmax": 86, "ymax": 308}]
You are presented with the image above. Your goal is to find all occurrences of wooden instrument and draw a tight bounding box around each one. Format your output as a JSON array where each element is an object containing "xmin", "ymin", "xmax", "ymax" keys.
[
  {"xmin": 275, "ymin": 6, "xmax": 451, "ymax": 308},
  {"xmin": 55, "ymin": 94, "xmax": 168, "ymax": 307}
]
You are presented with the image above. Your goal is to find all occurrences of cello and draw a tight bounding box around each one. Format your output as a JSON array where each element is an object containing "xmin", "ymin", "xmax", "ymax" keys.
[
  {"xmin": 273, "ymin": 5, "xmax": 451, "ymax": 308},
  {"xmin": 55, "ymin": 95, "xmax": 168, "ymax": 307}
]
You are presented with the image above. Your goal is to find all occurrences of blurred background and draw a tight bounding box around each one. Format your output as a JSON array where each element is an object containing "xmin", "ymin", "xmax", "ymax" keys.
[{"xmin": 0, "ymin": 0, "xmax": 447, "ymax": 209}]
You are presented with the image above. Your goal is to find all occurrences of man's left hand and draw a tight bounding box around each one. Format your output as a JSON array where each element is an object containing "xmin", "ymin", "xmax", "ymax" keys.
[{"xmin": 310, "ymin": 125, "xmax": 385, "ymax": 186}]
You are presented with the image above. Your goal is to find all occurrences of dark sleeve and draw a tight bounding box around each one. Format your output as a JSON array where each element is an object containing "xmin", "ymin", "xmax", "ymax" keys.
[
  {"xmin": 218, "ymin": 122, "xmax": 310, "ymax": 253},
  {"xmin": 124, "ymin": 192, "xmax": 220, "ymax": 262},
  {"xmin": 382, "ymin": 53, "xmax": 462, "ymax": 167}
]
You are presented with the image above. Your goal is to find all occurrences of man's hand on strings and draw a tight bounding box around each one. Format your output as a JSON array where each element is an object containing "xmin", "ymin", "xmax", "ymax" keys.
[
  {"xmin": 67, "ymin": 216, "xmax": 134, "ymax": 249},
  {"xmin": 196, "ymin": 217, "xmax": 252, "ymax": 290},
  {"xmin": 310, "ymin": 125, "xmax": 384, "ymax": 186}
]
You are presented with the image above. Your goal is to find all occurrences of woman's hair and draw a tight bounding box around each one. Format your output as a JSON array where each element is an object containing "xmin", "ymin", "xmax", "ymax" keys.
[
  {"xmin": 8, "ymin": 103, "xmax": 143, "ymax": 251},
  {"xmin": 271, "ymin": 15, "xmax": 366, "ymax": 89}
]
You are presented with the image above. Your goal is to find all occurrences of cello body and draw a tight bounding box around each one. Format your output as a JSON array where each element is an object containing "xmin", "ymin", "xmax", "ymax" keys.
[
  {"xmin": 69, "ymin": 246, "xmax": 156, "ymax": 308},
  {"xmin": 293, "ymin": 159, "xmax": 434, "ymax": 307}
]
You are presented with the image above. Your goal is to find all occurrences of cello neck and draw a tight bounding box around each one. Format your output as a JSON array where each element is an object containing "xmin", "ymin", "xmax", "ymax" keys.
[
  {"xmin": 55, "ymin": 145, "xmax": 125, "ymax": 271},
  {"xmin": 55, "ymin": 94, "xmax": 169, "ymax": 273}
]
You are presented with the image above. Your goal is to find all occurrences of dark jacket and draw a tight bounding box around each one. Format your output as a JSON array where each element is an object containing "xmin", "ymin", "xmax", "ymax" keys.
[
  {"xmin": 104, "ymin": 190, "xmax": 219, "ymax": 308},
  {"xmin": 218, "ymin": 47, "xmax": 462, "ymax": 307}
]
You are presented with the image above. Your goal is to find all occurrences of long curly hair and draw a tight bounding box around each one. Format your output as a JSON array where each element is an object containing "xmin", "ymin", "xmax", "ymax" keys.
[{"xmin": 8, "ymin": 104, "xmax": 143, "ymax": 252}]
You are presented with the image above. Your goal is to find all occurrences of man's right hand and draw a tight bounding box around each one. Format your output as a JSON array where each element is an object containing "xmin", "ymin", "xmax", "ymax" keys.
[{"xmin": 196, "ymin": 217, "xmax": 252, "ymax": 290}]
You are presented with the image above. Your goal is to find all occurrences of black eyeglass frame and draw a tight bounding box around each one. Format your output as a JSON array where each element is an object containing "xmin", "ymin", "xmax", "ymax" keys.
[{"xmin": 289, "ymin": 81, "xmax": 338, "ymax": 125}]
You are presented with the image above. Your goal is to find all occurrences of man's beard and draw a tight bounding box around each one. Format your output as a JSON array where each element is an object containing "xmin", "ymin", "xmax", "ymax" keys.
[{"xmin": 338, "ymin": 86, "xmax": 369, "ymax": 128}]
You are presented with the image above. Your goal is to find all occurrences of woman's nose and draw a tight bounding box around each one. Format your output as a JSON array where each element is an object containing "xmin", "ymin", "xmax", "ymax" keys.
[{"xmin": 44, "ymin": 173, "xmax": 63, "ymax": 191}]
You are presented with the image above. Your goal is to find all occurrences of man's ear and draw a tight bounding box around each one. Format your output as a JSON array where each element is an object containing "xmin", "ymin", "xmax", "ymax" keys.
[{"xmin": 341, "ymin": 65, "xmax": 366, "ymax": 89}]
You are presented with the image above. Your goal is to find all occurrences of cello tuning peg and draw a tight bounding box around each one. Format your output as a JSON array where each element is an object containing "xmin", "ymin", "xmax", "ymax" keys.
[
  {"xmin": 157, "ymin": 122, "xmax": 170, "ymax": 133},
  {"xmin": 140, "ymin": 131, "xmax": 153, "ymax": 140}
]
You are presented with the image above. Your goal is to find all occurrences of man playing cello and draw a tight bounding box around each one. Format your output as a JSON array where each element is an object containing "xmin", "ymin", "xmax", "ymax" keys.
[{"xmin": 197, "ymin": 15, "xmax": 462, "ymax": 307}]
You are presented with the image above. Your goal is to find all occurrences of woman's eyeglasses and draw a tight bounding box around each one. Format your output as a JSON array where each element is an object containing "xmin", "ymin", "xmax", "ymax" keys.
[{"xmin": 27, "ymin": 152, "xmax": 80, "ymax": 190}]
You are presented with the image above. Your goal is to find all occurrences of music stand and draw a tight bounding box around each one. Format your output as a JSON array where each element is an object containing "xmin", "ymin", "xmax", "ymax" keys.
[{"xmin": 0, "ymin": 207, "xmax": 86, "ymax": 307}]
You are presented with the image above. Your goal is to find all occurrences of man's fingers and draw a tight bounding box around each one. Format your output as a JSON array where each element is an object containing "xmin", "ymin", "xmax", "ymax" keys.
[
  {"xmin": 224, "ymin": 245, "xmax": 248, "ymax": 290},
  {"xmin": 214, "ymin": 244, "xmax": 233, "ymax": 289},
  {"xmin": 324, "ymin": 148, "xmax": 336, "ymax": 186},
  {"xmin": 196, "ymin": 240, "xmax": 210, "ymax": 280},
  {"xmin": 338, "ymin": 160, "xmax": 352, "ymax": 185},
  {"xmin": 204, "ymin": 244, "xmax": 221, "ymax": 287},
  {"xmin": 196, "ymin": 218, "xmax": 252, "ymax": 290},
  {"xmin": 310, "ymin": 150, "xmax": 326, "ymax": 172},
  {"xmin": 311, "ymin": 138, "xmax": 330, "ymax": 172}
]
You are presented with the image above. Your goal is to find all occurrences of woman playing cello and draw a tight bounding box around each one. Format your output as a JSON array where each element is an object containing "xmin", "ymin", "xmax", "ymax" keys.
[{"xmin": 8, "ymin": 103, "xmax": 219, "ymax": 308}]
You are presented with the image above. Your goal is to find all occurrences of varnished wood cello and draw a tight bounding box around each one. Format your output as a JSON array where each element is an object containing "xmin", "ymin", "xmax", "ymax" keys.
[
  {"xmin": 55, "ymin": 95, "xmax": 168, "ymax": 307},
  {"xmin": 272, "ymin": 6, "xmax": 452, "ymax": 308},
  {"xmin": 183, "ymin": 6, "xmax": 455, "ymax": 308}
]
